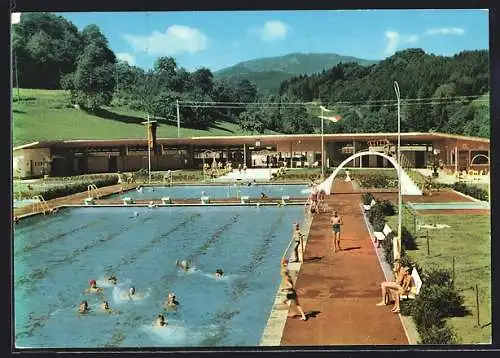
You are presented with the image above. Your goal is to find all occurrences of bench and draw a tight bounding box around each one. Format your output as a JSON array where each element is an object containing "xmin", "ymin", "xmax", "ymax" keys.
[
  {"xmin": 401, "ymin": 267, "xmax": 423, "ymax": 300},
  {"xmin": 373, "ymin": 223, "xmax": 392, "ymax": 247},
  {"xmin": 363, "ymin": 198, "xmax": 377, "ymax": 212}
]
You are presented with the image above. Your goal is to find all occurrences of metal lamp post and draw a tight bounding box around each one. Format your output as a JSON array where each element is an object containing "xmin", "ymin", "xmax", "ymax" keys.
[
  {"xmin": 394, "ymin": 81, "xmax": 402, "ymax": 260},
  {"xmin": 319, "ymin": 105, "xmax": 333, "ymax": 180}
]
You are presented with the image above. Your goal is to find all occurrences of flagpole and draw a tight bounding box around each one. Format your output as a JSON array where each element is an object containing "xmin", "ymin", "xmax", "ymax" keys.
[{"xmin": 148, "ymin": 113, "xmax": 151, "ymax": 183}]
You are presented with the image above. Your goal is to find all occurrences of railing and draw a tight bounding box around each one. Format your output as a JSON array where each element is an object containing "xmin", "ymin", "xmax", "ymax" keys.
[
  {"xmin": 87, "ymin": 184, "xmax": 103, "ymax": 199},
  {"xmin": 31, "ymin": 195, "xmax": 51, "ymax": 215}
]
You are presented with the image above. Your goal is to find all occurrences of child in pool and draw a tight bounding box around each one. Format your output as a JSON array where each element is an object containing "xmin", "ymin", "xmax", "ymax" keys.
[
  {"xmin": 85, "ymin": 279, "xmax": 103, "ymax": 293},
  {"xmin": 79, "ymin": 301, "xmax": 89, "ymax": 314},
  {"xmin": 156, "ymin": 314, "xmax": 167, "ymax": 327}
]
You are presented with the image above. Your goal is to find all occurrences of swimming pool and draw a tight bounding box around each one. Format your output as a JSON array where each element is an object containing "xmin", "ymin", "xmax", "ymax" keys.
[
  {"xmin": 14, "ymin": 205, "xmax": 304, "ymax": 348},
  {"xmin": 407, "ymin": 201, "xmax": 490, "ymax": 211},
  {"xmin": 107, "ymin": 184, "xmax": 309, "ymax": 200}
]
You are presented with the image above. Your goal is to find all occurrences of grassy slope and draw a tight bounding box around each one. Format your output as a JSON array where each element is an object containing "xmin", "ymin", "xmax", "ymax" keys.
[
  {"xmin": 12, "ymin": 89, "xmax": 280, "ymax": 147},
  {"xmin": 387, "ymin": 212, "xmax": 491, "ymax": 344}
]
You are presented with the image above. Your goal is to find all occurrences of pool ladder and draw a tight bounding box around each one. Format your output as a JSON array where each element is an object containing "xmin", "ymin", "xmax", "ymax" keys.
[
  {"xmin": 32, "ymin": 195, "xmax": 51, "ymax": 215},
  {"xmin": 87, "ymin": 184, "xmax": 103, "ymax": 199}
]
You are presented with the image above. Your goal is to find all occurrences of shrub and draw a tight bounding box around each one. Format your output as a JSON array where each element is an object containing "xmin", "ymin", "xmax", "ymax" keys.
[
  {"xmin": 38, "ymin": 177, "xmax": 118, "ymax": 200},
  {"xmin": 418, "ymin": 284, "xmax": 466, "ymax": 318},
  {"xmin": 362, "ymin": 192, "xmax": 374, "ymax": 205},
  {"xmin": 452, "ymin": 182, "xmax": 488, "ymax": 201},
  {"xmin": 419, "ymin": 325, "xmax": 459, "ymax": 345},
  {"xmin": 356, "ymin": 174, "xmax": 398, "ymax": 189},
  {"xmin": 369, "ymin": 204, "xmax": 386, "ymax": 232},
  {"xmin": 423, "ymin": 268, "xmax": 453, "ymax": 287},
  {"xmin": 379, "ymin": 200, "xmax": 395, "ymax": 216},
  {"xmin": 412, "ymin": 300, "xmax": 444, "ymax": 330},
  {"xmin": 401, "ymin": 226, "xmax": 417, "ymax": 250}
]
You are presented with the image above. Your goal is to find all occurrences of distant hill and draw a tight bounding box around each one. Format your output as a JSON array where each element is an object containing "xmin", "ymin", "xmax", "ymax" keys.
[{"xmin": 214, "ymin": 53, "xmax": 379, "ymax": 92}]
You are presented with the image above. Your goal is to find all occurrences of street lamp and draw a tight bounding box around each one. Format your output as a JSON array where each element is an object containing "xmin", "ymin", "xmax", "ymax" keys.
[
  {"xmin": 394, "ymin": 81, "xmax": 402, "ymax": 260},
  {"xmin": 319, "ymin": 105, "xmax": 331, "ymax": 179}
]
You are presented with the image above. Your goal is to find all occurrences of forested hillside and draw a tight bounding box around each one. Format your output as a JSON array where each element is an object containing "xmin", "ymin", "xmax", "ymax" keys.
[{"xmin": 12, "ymin": 13, "xmax": 490, "ymax": 139}]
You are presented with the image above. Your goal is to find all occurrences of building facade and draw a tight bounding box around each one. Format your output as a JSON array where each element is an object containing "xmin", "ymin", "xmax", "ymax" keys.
[{"xmin": 12, "ymin": 132, "xmax": 490, "ymax": 178}]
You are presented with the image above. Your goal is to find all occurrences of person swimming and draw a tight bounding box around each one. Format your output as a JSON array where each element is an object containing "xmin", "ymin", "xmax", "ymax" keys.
[
  {"xmin": 101, "ymin": 301, "xmax": 112, "ymax": 312},
  {"xmin": 176, "ymin": 260, "xmax": 190, "ymax": 271},
  {"xmin": 79, "ymin": 301, "xmax": 89, "ymax": 314},
  {"xmin": 129, "ymin": 286, "xmax": 136, "ymax": 298},
  {"xmin": 215, "ymin": 269, "xmax": 224, "ymax": 279},
  {"xmin": 164, "ymin": 293, "xmax": 179, "ymax": 308},
  {"xmin": 260, "ymin": 192, "xmax": 268, "ymax": 199},
  {"xmin": 85, "ymin": 279, "xmax": 103, "ymax": 293},
  {"xmin": 156, "ymin": 314, "xmax": 167, "ymax": 327},
  {"xmin": 107, "ymin": 275, "xmax": 118, "ymax": 285}
]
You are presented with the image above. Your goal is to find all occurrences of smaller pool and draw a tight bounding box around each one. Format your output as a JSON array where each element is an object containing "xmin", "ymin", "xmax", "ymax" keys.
[
  {"xmin": 107, "ymin": 184, "xmax": 310, "ymax": 200},
  {"xmin": 408, "ymin": 201, "xmax": 490, "ymax": 210}
]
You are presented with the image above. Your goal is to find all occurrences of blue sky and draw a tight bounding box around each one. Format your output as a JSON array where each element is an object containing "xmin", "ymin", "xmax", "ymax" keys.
[{"xmin": 57, "ymin": 9, "xmax": 489, "ymax": 72}]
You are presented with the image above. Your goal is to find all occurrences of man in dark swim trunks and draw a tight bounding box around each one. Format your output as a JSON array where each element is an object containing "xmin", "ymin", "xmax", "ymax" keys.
[{"xmin": 331, "ymin": 210, "xmax": 343, "ymax": 252}]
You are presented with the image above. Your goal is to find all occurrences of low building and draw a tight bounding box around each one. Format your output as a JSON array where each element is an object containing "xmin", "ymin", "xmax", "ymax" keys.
[{"xmin": 12, "ymin": 132, "xmax": 489, "ymax": 178}]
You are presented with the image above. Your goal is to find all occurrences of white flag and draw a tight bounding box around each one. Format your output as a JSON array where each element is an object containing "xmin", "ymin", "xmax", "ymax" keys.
[{"xmin": 11, "ymin": 13, "xmax": 21, "ymax": 25}]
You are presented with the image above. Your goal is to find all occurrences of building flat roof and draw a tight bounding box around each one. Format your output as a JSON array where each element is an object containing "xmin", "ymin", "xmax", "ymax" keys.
[{"xmin": 13, "ymin": 132, "xmax": 489, "ymax": 151}]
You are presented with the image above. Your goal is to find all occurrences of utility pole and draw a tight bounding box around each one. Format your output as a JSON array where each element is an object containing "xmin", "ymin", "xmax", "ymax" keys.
[{"xmin": 176, "ymin": 99, "xmax": 180, "ymax": 138}]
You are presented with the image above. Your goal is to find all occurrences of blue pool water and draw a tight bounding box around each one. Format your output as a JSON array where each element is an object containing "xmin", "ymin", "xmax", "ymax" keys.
[
  {"xmin": 14, "ymin": 205, "xmax": 304, "ymax": 348},
  {"xmin": 407, "ymin": 201, "xmax": 490, "ymax": 210},
  {"xmin": 107, "ymin": 184, "xmax": 309, "ymax": 200}
]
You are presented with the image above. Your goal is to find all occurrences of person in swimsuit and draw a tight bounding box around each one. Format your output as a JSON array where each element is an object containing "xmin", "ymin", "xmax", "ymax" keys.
[
  {"xmin": 281, "ymin": 269, "xmax": 307, "ymax": 321},
  {"xmin": 164, "ymin": 293, "xmax": 179, "ymax": 309},
  {"xmin": 331, "ymin": 211, "xmax": 343, "ymax": 252},
  {"xmin": 215, "ymin": 269, "xmax": 224, "ymax": 279},
  {"xmin": 156, "ymin": 314, "xmax": 167, "ymax": 327},
  {"xmin": 101, "ymin": 301, "xmax": 113, "ymax": 313},
  {"xmin": 291, "ymin": 223, "xmax": 304, "ymax": 263},
  {"xmin": 85, "ymin": 279, "xmax": 103, "ymax": 293},
  {"xmin": 79, "ymin": 301, "xmax": 89, "ymax": 314},
  {"xmin": 107, "ymin": 275, "xmax": 118, "ymax": 285},
  {"xmin": 376, "ymin": 261, "xmax": 412, "ymax": 313},
  {"xmin": 176, "ymin": 260, "xmax": 190, "ymax": 271}
]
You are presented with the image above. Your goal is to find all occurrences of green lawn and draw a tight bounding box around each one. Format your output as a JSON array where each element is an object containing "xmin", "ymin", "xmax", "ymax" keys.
[
  {"xmin": 386, "ymin": 212, "xmax": 491, "ymax": 344},
  {"xmin": 12, "ymin": 89, "xmax": 280, "ymax": 147}
]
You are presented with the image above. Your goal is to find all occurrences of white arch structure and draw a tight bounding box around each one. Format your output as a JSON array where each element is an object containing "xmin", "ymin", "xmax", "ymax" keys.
[
  {"xmin": 470, "ymin": 154, "xmax": 489, "ymax": 166},
  {"xmin": 317, "ymin": 151, "xmax": 422, "ymax": 196}
]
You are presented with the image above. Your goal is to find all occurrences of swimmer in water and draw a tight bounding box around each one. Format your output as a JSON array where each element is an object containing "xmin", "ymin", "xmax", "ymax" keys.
[
  {"xmin": 129, "ymin": 286, "xmax": 136, "ymax": 298},
  {"xmin": 164, "ymin": 293, "xmax": 179, "ymax": 308},
  {"xmin": 107, "ymin": 275, "xmax": 118, "ymax": 285},
  {"xmin": 101, "ymin": 300, "xmax": 113, "ymax": 312},
  {"xmin": 156, "ymin": 314, "xmax": 167, "ymax": 327},
  {"xmin": 215, "ymin": 269, "xmax": 224, "ymax": 279},
  {"xmin": 79, "ymin": 301, "xmax": 89, "ymax": 314},
  {"xmin": 176, "ymin": 260, "xmax": 190, "ymax": 271},
  {"xmin": 85, "ymin": 279, "xmax": 103, "ymax": 293},
  {"xmin": 260, "ymin": 192, "xmax": 268, "ymax": 199}
]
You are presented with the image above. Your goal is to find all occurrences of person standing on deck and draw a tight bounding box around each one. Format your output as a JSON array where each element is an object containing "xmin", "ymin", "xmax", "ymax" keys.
[
  {"xmin": 291, "ymin": 223, "xmax": 304, "ymax": 263},
  {"xmin": 331, "ymin": 211, "xmax": 343, "ymax": 252}
]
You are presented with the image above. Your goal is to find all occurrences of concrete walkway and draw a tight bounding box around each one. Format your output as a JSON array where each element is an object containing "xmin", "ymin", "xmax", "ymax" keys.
[{"xmin": 279, "ymin": 180, "xmax": 408, "ymax": 345}]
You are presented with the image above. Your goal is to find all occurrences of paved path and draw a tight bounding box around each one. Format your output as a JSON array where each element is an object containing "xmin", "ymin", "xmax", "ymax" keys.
[{"xmin": 280, "ymin": 180, "xmax": 408, "ymax": 345}]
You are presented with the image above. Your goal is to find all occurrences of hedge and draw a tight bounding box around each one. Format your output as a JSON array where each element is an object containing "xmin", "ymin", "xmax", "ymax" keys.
[{"xmin": 452, "ymin": 182, "xmax": 488, "ymax": 201}]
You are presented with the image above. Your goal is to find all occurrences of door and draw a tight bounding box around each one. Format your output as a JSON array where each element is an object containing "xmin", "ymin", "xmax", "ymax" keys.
[
  {"xmin": 376, "ymin": 156, "xmax": 384, "ymax": 168},
  {"xmin": 362, "ymin": 155, "xmax": 370, "ymax": 167},
  {"xmin": 29, "ymin": 160, "xmax": 34, "ymax": 177},
  {"xmin": 108, "ymin": 156, "xmax": 117, "ymax": 172},
  {"xmin": 415, "ymin": 151, "xmax": 425, "ymax": 168},
  {"xmin": 77, "ymin": 157, "xmax": 87, "ymax": 174}
]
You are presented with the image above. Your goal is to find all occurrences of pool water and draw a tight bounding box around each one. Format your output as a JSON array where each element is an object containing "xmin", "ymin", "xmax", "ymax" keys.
[
  {"xmin": 14, "ymin": 205, "xmax": 304, "ymax": 348},
  {"xmin": 107, "ymin": 184, "xmax": 309, "ymax": 200},
  {"xmin": 407, "ymin": 201, "xmax": 490, "ymax": 210}
]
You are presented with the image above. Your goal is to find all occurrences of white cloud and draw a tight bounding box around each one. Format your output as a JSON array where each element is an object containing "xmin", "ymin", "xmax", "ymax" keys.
[
  {"xmin": 123, "ymin": 25, "xmax": 208, "ymax": 56},
  {"xmin": 252, "ymin": 20, "xmax": 290, "ymax": 41},
  {"xmin": 424, "ymin": 27, "xmax": 466, "ymax": 36},
  {"xmin": 384, "ymin": 30, "xmax": 419, "ymax": 55},
  {"xmin": 116, "ymin": 52, "xmax": 136, "ymax": 66}
]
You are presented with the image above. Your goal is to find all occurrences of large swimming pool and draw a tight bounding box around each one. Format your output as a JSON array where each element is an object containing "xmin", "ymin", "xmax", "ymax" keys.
[
  {"xmin": 14, "ymin": 205, "xmax": 304, "ymax": 348},
  {"xmin": 107, "ymin": 184, "xmax": 309, "ymax": 201}
]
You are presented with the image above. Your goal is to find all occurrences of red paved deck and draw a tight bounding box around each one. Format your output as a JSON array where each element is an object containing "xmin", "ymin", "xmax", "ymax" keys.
[{"xmin": 280, "ymin": 180, "xmax": 408, "ymax": 346}]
